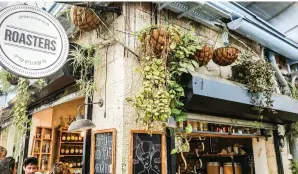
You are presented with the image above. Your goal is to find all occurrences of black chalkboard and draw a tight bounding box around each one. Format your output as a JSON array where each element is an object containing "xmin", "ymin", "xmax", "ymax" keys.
[
  {"xmin": 92, "ymin": 129, "xmax": 116, "ymax": 174},
  {"xmin": 130, "ymin": 131, "xmax": 165, "ymax": 174}
]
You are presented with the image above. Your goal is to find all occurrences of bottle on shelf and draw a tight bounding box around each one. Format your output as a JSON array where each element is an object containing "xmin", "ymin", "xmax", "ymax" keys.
[
  {"xmin": 67, "ymin": 134, "xmax": 71, "ymax": 141},
  {"xmin": 78, "ymin": 136, "xmax": 83, "ymax": 141},
  {"xmin": 75, "ymin": 147, "xmax": 79, "ymax": 154},
  {"xmin": 79, "ymin": 146, "xmax": 83, "ymax": 154},
  {"xmin": 70, "ymin": 146, "xmax": 75, "ymax": 154},
  {"xmin": 65, "ymin": 147, "xmax": 70, "ymax": 154},
  {"xmin": 62, "ymin": 134, "xmax": 66, "ymax": 141},
  {"xmin": 75, "ymin": 134, "xmax": 79, "ymax": 141},
  {"xmin": 61, "ymin": 147, "xmax": 65, "ymax": 154},
  {"xmin": 41, "ymin": 158, "xmax": 48, "ymax": 170},
  {"xmin": 71, "ymin": 134, "xmax": 75, "ymax": 141},
  {"xmin": 77, "ymin": 161, "xmax": 81, "ymax": 168},
  {"xmin": 69, "ymin": 162, "xmax": 73, "ymax": 168}
]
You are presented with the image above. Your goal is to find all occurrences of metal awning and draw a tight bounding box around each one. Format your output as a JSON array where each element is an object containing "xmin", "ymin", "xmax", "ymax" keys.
[{"xmin": 182, "ymin": 72, "xmax": 298, "ymax": 124}]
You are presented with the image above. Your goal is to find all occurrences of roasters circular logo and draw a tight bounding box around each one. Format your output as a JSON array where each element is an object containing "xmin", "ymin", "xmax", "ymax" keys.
[{"xmin": 0, "ymin": 5, "xmax": 69, "ymax": 78}]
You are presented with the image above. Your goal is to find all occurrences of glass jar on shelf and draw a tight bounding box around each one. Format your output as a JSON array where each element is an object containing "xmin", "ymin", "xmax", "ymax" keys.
[
  {"xmin": 70, "ymin": 146, "xmax": 75, "ymax": 154},
  {"xmin": 62, "ymin": 134, "xmax": 66, "ymax": 141},
  {"xmin": 67, "ymin": 134, "xmax": 71, "ymax": 141}
]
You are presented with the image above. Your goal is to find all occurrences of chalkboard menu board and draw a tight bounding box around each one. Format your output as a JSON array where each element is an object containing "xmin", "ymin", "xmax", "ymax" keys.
[
  {"xmin": 129, "ymin": 130, "xmax": 166, "ymax": 174},
  {"xmin": 91, "ymin": 129, "xmax": 116, "ymax": 174}
]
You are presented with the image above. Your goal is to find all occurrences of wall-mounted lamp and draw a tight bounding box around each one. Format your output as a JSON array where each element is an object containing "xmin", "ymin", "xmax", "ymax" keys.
[{"xmin": 68, "ymin": 99, "xmax": 104, "ymax": 132}]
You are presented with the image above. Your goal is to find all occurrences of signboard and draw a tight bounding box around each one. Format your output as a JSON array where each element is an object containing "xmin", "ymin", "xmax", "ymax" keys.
[
  {"xmin": 129, "ymin": 130, "xmax": 166, "ymax": 174},
  {"xmin": 0, "ymin": 5, "xmax": 69, "ymax": 78},
  {"xmin": 91, "ymin": 129, "xmax": 116, "ymax": 174}
]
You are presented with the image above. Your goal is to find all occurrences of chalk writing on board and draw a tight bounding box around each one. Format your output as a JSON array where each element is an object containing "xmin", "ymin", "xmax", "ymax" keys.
[
  {"xmin": 133, "ymin": 134, "xmax": 161, "ymax": 174},
  {"xmin": 94, "ymin": 133, "xmax": 112, "ymax": 174}
]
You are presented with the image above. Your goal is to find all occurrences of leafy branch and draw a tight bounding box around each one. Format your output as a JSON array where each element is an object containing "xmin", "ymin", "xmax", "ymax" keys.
[{"xmin": 69, "ymin": 45, "xmax": 100, "ymax": 100}]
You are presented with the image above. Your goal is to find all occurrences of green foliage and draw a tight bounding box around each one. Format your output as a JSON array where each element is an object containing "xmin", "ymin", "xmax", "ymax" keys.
[
  {"xmin": 11, "ymin": 78, "xmax": 31, "ymax": 132},
  {"xmin": 286, "ymin": 121, "xmax": 298, "ymax": 140},
  {"xmin": 69, "ymin": 45, "xmax": 100, "ymax": 100},
  {"xmin": 128, "ymin": 24, "xmax": 202, "ymax": 155},
  {"xmin": 291, "ymin": 160, "xmax": 298, "ymax": 174},
  {"xmin": 232, "ymin": 52, "xmax": 276, "ymax": 125},
  {"xmin": 0, "ymin": 70, "xmax": 18, "ymax": 92},
  {"xmin": 289, "ymin": 83, "xmax": 298, "ymax": 100}
]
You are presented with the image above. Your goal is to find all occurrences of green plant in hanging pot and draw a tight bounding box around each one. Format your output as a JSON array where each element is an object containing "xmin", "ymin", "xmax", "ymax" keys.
[
  {"xmin": 212, "ymin": 24, "xmax": 240, "ymax": 66},
  {"xmin": 69, "ymin": 45, "xmax": 99, "ymax": 100},
  {"xmin": 0, "ymin": 70, "xmax": 19, "ymax": 92},
  {"xmin": 231, "ymin": 52, "xmax": 276, "ymax": 125}
]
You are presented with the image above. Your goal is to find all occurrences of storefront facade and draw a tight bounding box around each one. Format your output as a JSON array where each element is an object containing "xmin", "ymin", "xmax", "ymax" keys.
[
  {"xmin": 1, "ymin": 2, "xmax": 297, "ymax": 174},
  {"xmin": 68, "ymin": 2, "xmax": 295, "ymax": 174}
]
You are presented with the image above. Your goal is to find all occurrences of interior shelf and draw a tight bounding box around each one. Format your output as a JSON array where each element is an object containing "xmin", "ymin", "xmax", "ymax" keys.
[{"xmin": 178, "ymin": 131, "xmax": 271, "ymax": 139}]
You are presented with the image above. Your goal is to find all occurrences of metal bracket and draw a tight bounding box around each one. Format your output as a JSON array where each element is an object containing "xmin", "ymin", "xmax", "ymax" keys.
[{"xmin": 57, "ymin": 2, "xmax": 122, "ymax": 15}]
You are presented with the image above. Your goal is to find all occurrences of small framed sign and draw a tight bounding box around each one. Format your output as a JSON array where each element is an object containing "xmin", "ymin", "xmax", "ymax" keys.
[
  {"xmin": 129, "ymin": 130, "xmax": 166, "ymax": 174},
  {"xmin": 0, "ymin": 5, "xmax": 69, "ymax": 78},
  {"xmin": 91, "ymin": 129, "xmax": 116, "ymax": 174}
]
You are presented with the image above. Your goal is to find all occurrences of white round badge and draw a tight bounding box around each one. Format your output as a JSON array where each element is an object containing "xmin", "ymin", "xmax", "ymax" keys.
[{"xmin": 0, "ymin": 5, "xmax": 69, "ymax": 78}]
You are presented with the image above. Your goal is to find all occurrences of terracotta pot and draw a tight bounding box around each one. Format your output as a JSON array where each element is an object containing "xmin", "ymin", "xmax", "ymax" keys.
[
  {"xmin": 212, "ymin": 47, "xmax": 240, "ymax": 66},
  {"xmin": 71, "ymin": 6, "xmax": 101, "ymax": 31},
  {"xmin": 195, "ymin": 45, "xmax": 214, "ymax": 66}
]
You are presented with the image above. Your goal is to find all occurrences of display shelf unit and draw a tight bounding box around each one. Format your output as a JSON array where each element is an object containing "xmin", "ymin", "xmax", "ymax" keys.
[
  {"xmin": 31, "ymin": 126, "xmax": 54, "ymax": 172},
  {"xmin": 178, "ymin": 131, "xmax": 271, "ymax": 140},
  {"xmin": 57, "ymin": 127, "xmax": 84, "ymax": 173}
]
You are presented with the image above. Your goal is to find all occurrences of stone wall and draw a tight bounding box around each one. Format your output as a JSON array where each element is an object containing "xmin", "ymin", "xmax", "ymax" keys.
[{"xmin": 71, "ymin": 2, "xmax": 285, "ymax": 173}]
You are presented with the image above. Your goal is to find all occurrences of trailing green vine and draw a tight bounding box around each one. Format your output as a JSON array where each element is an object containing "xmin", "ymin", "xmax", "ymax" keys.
[
  {"xmin": 11, "ymin": 78, "xmax": 31, "ymax": 132},
  {"xmin": 127, "ymin": 25, "xmax": 202, "ymax": 160},
  {"xmin": 69, "ymin": 45, "xmax": 100, "ymax": 100},
  {"xmin": 0, "ymin": 70, "xmax": 19, "ymax": 93},
  {"xmin": 291, "ymin": 160, "xmax": 298, "ymax": 174},
  {"xmin": 232, "ymin": 52, "xmax": 276, "ymax": 126}
]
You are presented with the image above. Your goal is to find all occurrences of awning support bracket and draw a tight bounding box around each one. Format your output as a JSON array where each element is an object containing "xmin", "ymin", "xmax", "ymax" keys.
[{"xmin": 177, "ymin": 4, "xmax": 203, "ymax": 19}]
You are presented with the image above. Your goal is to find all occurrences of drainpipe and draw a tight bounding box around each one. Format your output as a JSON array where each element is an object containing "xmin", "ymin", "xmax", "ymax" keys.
[
  {"xmin": 267, "ymin": 51, "xmax": 292, "ymax": 96},
  {"xmin": 288, "ymin": 124, "xmax": 298, "ymax": 161}
]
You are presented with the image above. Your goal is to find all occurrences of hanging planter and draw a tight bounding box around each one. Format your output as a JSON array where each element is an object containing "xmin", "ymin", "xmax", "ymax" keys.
[
  {"xmin": 71, "ymin": 6, "xmax": 101, "ymax": 31},
  {"xmin": 149, "ymin": 27, "xmax": 170, "ymax": 56},
  {"xmin": 7, "ymin": 74, "xmax": 19, "ymax": 85},
  {"xmin": 194, "ymin": 45, "xmax": 214, "ymax": 66},
  {"xmin": 139, "ymin": 26, "xmax": 180, "ymax": 56},
  {"xmin": 212, "ymin": 47, "xmax": 240, "ymax": 66}
]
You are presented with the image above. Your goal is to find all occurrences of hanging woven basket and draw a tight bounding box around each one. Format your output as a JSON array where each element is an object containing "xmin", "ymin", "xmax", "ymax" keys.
[
  {"xmin": 194, "ymin": 45, "xmax": 214, "ymax": 67},
  {"xmin": 7, "ymin": 75, "xmax": 19, "ymax": 85},
  {"xmin": 149, "ymin": 27, "xmax": 170, "ymax": 56},
  {"xmin": 212, "ymin": 47, "xmax": 240, "ymax": 66},
  {"xmin": 71, "ymin": 6, "xmax": 101, "ymax": 31}
]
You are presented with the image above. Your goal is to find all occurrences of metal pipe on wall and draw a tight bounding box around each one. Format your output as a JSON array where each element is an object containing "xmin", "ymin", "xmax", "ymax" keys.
[
  {"xmin": 267, "ymin": 51, "xmax": 291, "ymax": 96},
  {"xmin": 228, "ymin": 18, "xmax": 298, "ymax": 61}
]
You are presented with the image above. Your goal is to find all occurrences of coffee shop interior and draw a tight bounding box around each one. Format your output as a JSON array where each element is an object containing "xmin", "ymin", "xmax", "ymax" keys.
[
  {"xmin": 175, "ymin": 117, "xmax": 272, "ymax": 174},
  {"xmin": 28, "ymin": 97, "xmax": 85, "ymax": 174}
]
